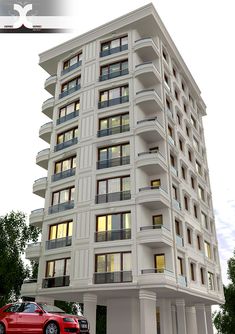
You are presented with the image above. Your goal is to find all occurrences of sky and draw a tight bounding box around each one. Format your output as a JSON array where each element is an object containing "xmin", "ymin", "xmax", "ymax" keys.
[{"xmin": 0, "ymin": 0, "xmax": 234, "ymax": 287}]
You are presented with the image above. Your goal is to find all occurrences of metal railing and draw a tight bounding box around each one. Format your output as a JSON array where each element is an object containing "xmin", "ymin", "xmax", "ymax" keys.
[
  {"xmin": 94, "ymin": 271, "xmax": 132, "ymax": 284},
  {"xmin": 56, "ymin": 110, "xmax": 79, "ymax": 125},
  {"xmin": 42, "ymin": 275, "xmax": 70, "ymax": 288},
  {"xmin": 52, "ymin": 168, "xmax": 76, "ymax": 182},
  {"xmin": 27, "ymin": 242, "xmax": 41, "ymax": 248},
  {"xmin": 176, "ymin": 235, "xmax": 184, "ymax": 247},
  {"xmin": 140, "ymin": 225, "xmax": 162, "ymax": 231},
  {"xmin": 99, "ymin": 68, "xmax": 129, "ymax": 81},
  {"xmin": 54, "ymin": 137, "xmax": 78, "ymax": 152},
  {"xmin": 95, "ymin": 229, "xmax": 131, "ymax": 242},
  {"xmin": 33, "ymin": 177, "xmax": 47, "ymax": 184},
  {"xmin": 97, "ymin": 156, "xmax": 130, "ymax": 169},
  {"xmin": 61, "ymin": 61, "xmax": 82, "ymax": 76},
  {"xmin": 98, "ymin": 95, "xmax": 129, "ymax": 109},
  {"xmin": 141, "ymin": 269, "xmax": 174, "ymax": 276},
  {"xmin": 48, "ymin": 200, "xmax": 74, "ymax": 214},
  {"xmin": 46, "ymin": 236, "xmax": 72, "ymax": 250},
  {"xmin": 100, "ymin": 44, "xmax": 128, "ymax": 57},
  {"xmin": 96, "ymin": 190, "xmax": 131, "ymax": 204},
  {"xmin": 178, "ymin": 275, "xmax": 187, "ymax": 287},
  {"xmin": 31, "ymin": 208, "xmax": 44, "ymax": 215},
  {"xmin": 137, "ymin": 150, "xmax": 165, "ymax": 159},
  {"xmin": 59, "ymin": 84, "xmax": 81, "ymax": 99},
  {"xmin": 97, "ymin": 124, "xmax": 130, "ymax": 137}
]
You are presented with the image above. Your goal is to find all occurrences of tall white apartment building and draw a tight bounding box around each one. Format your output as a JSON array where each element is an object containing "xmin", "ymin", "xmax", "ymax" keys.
[{"xmin": 21, "ymin": 3, "xmax": 224, "ymax": 334}]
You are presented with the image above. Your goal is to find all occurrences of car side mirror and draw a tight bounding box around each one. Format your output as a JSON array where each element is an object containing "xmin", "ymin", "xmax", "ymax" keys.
[{"xmin": 35, "ymin": 309, "xmax": 43, "ymax": 315}]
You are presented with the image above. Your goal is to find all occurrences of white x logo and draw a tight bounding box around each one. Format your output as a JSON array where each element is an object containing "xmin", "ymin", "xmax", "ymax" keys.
[{"xmin": 13, "ymin": 4, "xmax": 33, "ymax": 28}]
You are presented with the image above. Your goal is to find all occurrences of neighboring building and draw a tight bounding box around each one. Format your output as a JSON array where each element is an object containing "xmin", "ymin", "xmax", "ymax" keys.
[{"xmin": 21, "ymin": 3, "xmax": 224, "ymax": 334}]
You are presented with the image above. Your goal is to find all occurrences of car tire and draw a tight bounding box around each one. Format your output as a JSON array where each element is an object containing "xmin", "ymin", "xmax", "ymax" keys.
[
  {"xmin": 0, "ymin": 323, "xmax": 5, "ymax": 334},
  {"xmin": 44, "ymin": 321, "xmax": 60, "ymax": 334}
]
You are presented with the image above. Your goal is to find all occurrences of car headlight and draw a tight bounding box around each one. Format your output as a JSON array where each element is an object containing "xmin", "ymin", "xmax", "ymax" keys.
[{"xmin": 63, "ymin": 317, "xmax": 75, "ymax": 322}]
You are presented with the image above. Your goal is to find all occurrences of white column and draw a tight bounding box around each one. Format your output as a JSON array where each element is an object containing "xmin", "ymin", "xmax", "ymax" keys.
[
  {"xmin": 205, "ymin": 306, "xmax": 214, "ymax": 334},
  {"xmin": 83, "ymin": 294, "xmax": 97, "ymax": 334},
  {"xmin": 139, "ymin": 289, "xmax": 157, "ymax": 334},
  {"xmin": 159, "ymin": 298, "xmax": 173, "ymax": 334},
  {"xmin": 35, "ymin": 296, "xmax": 54, "ymax": 305},
  {"xmin": 186, "ymin": 306, "xmax": 197, "ymax": 334},
  {"xmin": 195, "ymin": 304, "xmax": 208, "ymax": 334},
  {"xmin": 171, "ymin": 305, "xmax": 177, "ymax": 334},
  {"xmin": 176, "ymin": 299, "xmax": 187, "ymax": 334}
]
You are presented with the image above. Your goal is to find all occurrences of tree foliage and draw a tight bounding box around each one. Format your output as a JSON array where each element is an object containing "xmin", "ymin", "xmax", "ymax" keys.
[
  {"xmin": 0, "ymin": 211, "xmax": 40, "ymax": 307},
  {"xmin": 213, "ymin": 249, "xmax": 235, "ymax": 334}
]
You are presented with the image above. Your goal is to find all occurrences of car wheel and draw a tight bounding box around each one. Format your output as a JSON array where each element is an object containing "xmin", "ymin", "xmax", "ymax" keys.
[
  {"xmin": 0, "ymin": 323, "xmax": 5, "ymax": 334},
  {"xmin": 44, "ymin": 322, "xmax": 60, "ymax": 334}
]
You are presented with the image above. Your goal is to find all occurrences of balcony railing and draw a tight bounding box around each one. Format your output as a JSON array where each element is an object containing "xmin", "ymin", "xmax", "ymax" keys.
[
  {"xmin": 97, "ymin": 156, "xmax": 130, "ymax": 169},
  {"xmin": 48, "ymin": 200, "xmax": 74, "ymax": 214},
  {"xmin": 140, "ymin": 224, "xmax": 162, "ymax": 231},
  {"xmin": 46, "ymin": 236, "xmax": 72, "ymax": 250},
  {"xmin": 61, "ymin": 61, "xmax": 82, "ymax": 76},
  {"xmin": 27, "ymin": 242, "xmax": 41, "ymax": 248},
  {"xmin": 137, "ymin": 150, "xmax": 165, "ymax": 159},
  {"xmin": 139, "ymin": 185, "xmax": 160, "ymax": 192},
  {"xmin": 100, "ymin": 44, "xmax": 128, "ymax": 57},
  {"xmin": 23, "ymin": 278, "xmax": 37, "ymax": 284},
  {"xmin": 42, "ymin": 275, "xmax": 70, "ymax": 288},
  {"xmin": 178, "ymin": 275, "xmax": 187, "ymax": 287},
  {"xmin": 96, "ymin": 190, "xmax": 131, "ymax": 204},
  {"xmin": 98, "ymin": 95, "xmax": 129, "ymax": 109},
  {"xmin": 59, "ymin": 84, "xmax": 81, "ymax": 99},
  {"xmin": 97, "ymin": 124, "xmax": 129, "ymax": 137},
  {"xmin": 99, "ymin": 68, "xmax": 129, "ymax": 81},
  {"xmin": 54, "ymin": 137, "xmax": 78, "ymax": 152},
  {"xmin": 94, "ymin": 271, "xmax": 132, "ymax": 284},
  {"xmin": 95, "ymin": 228, "xmax": 131, "ymax": 242},
  {"xmin": 52, "ymin": 168, "xmax": 76, "ymax": 182},
  {"xmin": 176, "ymin": 235, "xmax": 184, "ymax": 247},
  {"xmin": 141, "ymin": 268, "xmax": 174, "ymax": 275},
  {"xmin": 56, "ymin": 110, "xmax": 79, "ymax": 125},
  {"xmin": 173, "ymin": 199, "xmax": 181, "ymax": 210}
]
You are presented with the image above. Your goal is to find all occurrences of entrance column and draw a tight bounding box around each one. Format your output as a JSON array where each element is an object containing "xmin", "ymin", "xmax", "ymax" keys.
[
  {"xmin": 83, "ymin": 294, "xmax": 97, "ymax": 334},
  {"xmin": 205, "ymin": 306, "xmax": 214, "ymax": 334},
  {"xmin": 186, "ymin": 306, "xmax": 197, "ymax": 334},
  {"xmin": 195, "ymin": 304, "xmax": 208, "ymax": 334},
  {"xmin": 176, "ymin": 299, "xmax": 187, "ymax": 334},
  {"xmin": 159, "ymin": 298, "xmax": 173, "ymax": 334},
  {"xmin": 139, "ymin": 289, "xmax": 157, "ymax": 334}
]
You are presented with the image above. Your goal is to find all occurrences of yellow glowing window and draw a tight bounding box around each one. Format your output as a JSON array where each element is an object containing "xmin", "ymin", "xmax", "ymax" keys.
[
  {"xmin": 155, "ymin": 254, "xmax": 165, "ymax": 272},
  {"xmin": 68, "ymin": 222, "xmax": 73, "ymax": 237},
  {"xmin": 97, "ymin": 216, "xmax": 106, "ymax": 232},
  {"xmin": 49, "ymin": 226, "xmax": 57, "ymax": 240}
]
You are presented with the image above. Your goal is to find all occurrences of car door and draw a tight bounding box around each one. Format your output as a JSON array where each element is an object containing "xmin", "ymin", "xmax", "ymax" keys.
[
  {"xmin": 2, "ymin": 303, "xmax": 22, "ymax": 332},
  {"xmin": 17, "ymin": 303, "xmax": 45, "ymax": 333}
]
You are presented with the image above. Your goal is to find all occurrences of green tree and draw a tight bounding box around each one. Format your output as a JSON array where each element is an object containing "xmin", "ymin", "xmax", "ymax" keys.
[
  {"xmin": 0, "ymin": 211, "xmax": 40, "ymax": 307},
  {"xmin": 213, "ymin": 249, "xmax": 235, "ymax": 333}
]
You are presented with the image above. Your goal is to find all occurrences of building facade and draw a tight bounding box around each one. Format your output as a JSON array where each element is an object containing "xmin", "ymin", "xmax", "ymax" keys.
[{"xmin": 21, "ymin": 4, "xmax": 224, "ymax": 334}]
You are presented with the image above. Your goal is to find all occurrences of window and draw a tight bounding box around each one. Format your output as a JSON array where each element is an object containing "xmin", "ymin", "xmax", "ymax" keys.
[
  {"xmin": 46, "ymin": 258, "xmax": 70, "ymax": 278},
  {"xmin": 99, "ymin": 85, "xmax": 129, "ymax": 108},
  {"xmin": 96, "ymin": 212, "xmax": 131, "ymax": 242},
  {"xmin": 155, "ymin": 254, "xmax": 165, "ymax": 273},
  {"xmin": 58, "ymin": 100, "xmax": 80, "ymax": 122},
  {"xmin": 175, "ymin": 220, "xmax": 181, "ymax": 235},
  {"xmin": 190, "ymin": 263, "xmax": 195, "ymax": 281},
  {"xmin": 173, "ymin": 67, "xmax": 177, "ymax": 78},
  {"xmin": 188, "ymin": 149, "xmax": 192, "ymax": 162},
  {"xmin": 179, "ymin": 138, "xmax": 183, "ymax": 151},
  {"xmin": 164, "ymin": 73, "xmax": 170, "ymax": 90},
  {"xmin": 63, "ymin": 53, "xmax": 82, "ymax": 71},
  {"xmin": 100, "ymin": 35, "xmax": 128, "ymax": 57},
  {"xmin": 198, "ymin": 185, "xmax": 205, "ymax": 201},
  {"xmin": 191, "ymin": 115, "xmax": 197, "ymax": 129},
  {"xmin": 98, "ymin": 113, "xmax": 129, "ymax": 137},
  {"xmin": 181, "ymin": 166, "xmax": 186, "ymax": 180},
  {"xmin": 193, "ymin": 204, "xmax": 198, "ymax": 218},
  {"xmin": 61, "ymin": 76, "xmax": 81, "ymax": 93},
  {"xmin": 200, "ymin": 267, "xmax": 205, "ymax": 285},
  {"xmin": 208, "ymin": 272, "xmax": 214, "ymax": 290},
  {"xmin": 191, "ymin": 176, "xmax": 195, "ymax": 189},
  {"xmin": 189, "ymin": 94, "xmax": 194, "ymax": 107},
  {"xmin": 185, "ymin": 125, "xmax": 190, "ymax": 137},
  {"xmin": 193, "ymin": 137, "xmax": 199, "ymax": 152},
  {"xmin": 172, "ymin": 185, "xmax": 178, "ymax": 200},
  {"xmin": 184, "ymin": 196, "xmax": 189, "ymax": 211},
  {"xmin": 56, "ymin": 128, "xmax": 78, "ymax": 145},
  {"xmin": 162, "ymin": 49, "xmax": 168, "ymax": 62},
  {"xmin": 151, "ymin": 179, "xmax": 161, "ymax": 188},
  {"xmin": 181, "ymin": 82, "xmax": 185, "ymax": 92},
  {"xmin": 187, "ymin": 228, "xmax": 192, "ymax": 244},
  {"xmin": 177, "ymin": 257, "xmax": 184, "ymax": 275},
  {"xmin": 166, "ymin": 98, "xmax": 171, "ymax": 110},
  {"xmin": 174, "ymin": 89, "xmax": 179, "ymax": 101},
  {"xmin": 98, "ymin": 143, "xmax": 130, "ymax": 168},
  {"xmin": 197, "ymin": 235, "xmax": 201, "ymax": 250},
  {"xmin": 97, "ymin": 176, "xmax": 130, "ymax": 203},
  {"xmin": 54, "ymin": 156, "xmax": 76, "ymax": 177},
  {"xmin": 100, "ymin": 60, "xmax": 128, "ymax": 80},
  {"xmin": 168, "ymin": 125, "xmax": 174, "ymax": 140},
  {"xmin": 183, "ymin": 103, "xmax": 187, "ymax": 113},
  {"xmin": 177, "ymin": 113, "xmax": 181, "ymax": 125},
  {"xmin": 49, "ymin": 221, "xmax": 73, "ymax": 240},
  {"xmin": 22, "ymin": 303, "xmax": 39, "ymax": 313},
  {"xmin": 196, "ymin": 160, "xmax": 202, "ymax": 175},
  {"xmin": 51, "ymin": 187, "xmax": 75, "ymax": 206},
  {"xmin": 204, "ymin": 241, "xmax": 212, "ymax": 259},
  {"xmin": 153, "ymin": 215, "xmax": 163, "ymax": 227},
  {"xmin": 213, "ymin": 247, "xmax": 217, "ymax": 262}
]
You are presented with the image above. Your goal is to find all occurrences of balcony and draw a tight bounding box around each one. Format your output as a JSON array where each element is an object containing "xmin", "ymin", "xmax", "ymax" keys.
[
  {"xmin": 44, "ymin": 75, "xmax": 56, "ymax": 95},
  {"xmin": 46, "ymin": 236, "xmax": 72, "ymax": 250},
  {"xmin": 138, "ymin": 225, "xmax": 172, "ymax": 247},
  {"xmin": 20, "ymin": 279, "xmax": 38, "ymax": 296},
  {"xmin": 136, "ymin": 151, "xmax": 167, "ymax": 174},
  {"xmin": 61, "ymin": 60, "xmax": 82, "ymax": 76},
  {"xmin": 176, "ymin": 235, "xmax": 184, "ymax": 248},
  {"xmin": 25, "ymin": 242, "xmax": 41, "ymax": 260},
  {"xmin": 29, "ymin": 208, "xmax": 44, "ymax": 228},
  {"xmin": 97, "ymin": 156, "xmax": 130, "ymax": 170},
  {"xmin": 100, "ymin": 44, "xmax": 128, "ymax": 57},
  {"xmin": 136, "ymin": 186, "xmax": 170, "ymax": 209},
  {"xmin": 99, "ymin": 68, "xmax": 129, "ymax": 81},
  {"xmin": 52, "ymin": 168, "xmax": 76, "ymax": 182},
  {"xmin": 136, "ymin": 118, "xmax": 165, "ymax": 142},
  {"xmin": 56, "ymin": 110, "xmax": 79, "ymax": 125},
  {"xmin": 178, "ymin": 275, "xmax": 187, "ymax": 287},
  {"xmin": 96, "ymin": 190, "xmax": 131, "ymax": 204},
  {"xmin": 36, "ymin": 148, "xmax": 50, "ymax": 170},
  {"xmin": 59, "ymin": 84, "xmax": 81, "ymax": 99},
  {"xmin": 42, "ymin": 276, "xmax": 70, "ymax": 288},
  {"xmin": 33, "ymin": 177, "xmax": 47, "ymax": 198},
  {"xmin": 54, "ymin": 137, "xmax": 78, "ymax": 152},
  {"xmin": 135, "ymin": 62, "xmax": 161, "ymax": 87},
  {"xmin": 172, "ymin": 199, "xmax": 181, "ymax": 211},
  {"xmin": 95, "ymin": 229, "xmax": 131, "ymax": 242},
  {"xmin": 134, "ymin": 38, "xmax": 159, "ymax": 61},
  {"xmin": 39, "ymin": 122, "xmax": 53, "ymax": 143},
  {"xmin": 138, "ymin": 268, "xmax": 175, "ymax": 285},
  {"xmin": 94, "ymin": 271, "xmax": 132, "ymax": 284},
  {"xmin": 98, "ymin": 95, "xmax": 129, "ymax": 109},
  {"xmin": 97, "ymin": 124, "xmax": 130, "ymax": 138},
  {"xmin": 168, "ymin": 136, "xmax": 175, "ymax": 146},
  {"xmin": 171, "ymin": 166, "xmax": 178, "ymax": 177},
  {"xmin": 135, "ymin": 89, "xmax": 163, "ymax": 113},
  {"xmin": 42, "ymin": 97, "xmax": 54, "ymax": 119},
  {"xmin": 49, "ymin": 201, "xmax": 74, "ymax": 214}
]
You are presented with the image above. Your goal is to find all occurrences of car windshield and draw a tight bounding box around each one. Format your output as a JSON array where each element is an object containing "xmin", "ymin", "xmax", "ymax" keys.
[{"xmin": 38, "ymin": 304, "xmax": 66, "ymax": 313}]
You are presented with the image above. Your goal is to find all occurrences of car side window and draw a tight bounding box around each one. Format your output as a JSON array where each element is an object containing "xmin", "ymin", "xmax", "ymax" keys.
[
  {"xmin": 22, "ymin": 303, "xmax": 38, "ymax": 313},
  {"xmin": 4, "ymin": 303, "xmax": 23, "ymax": 313}
]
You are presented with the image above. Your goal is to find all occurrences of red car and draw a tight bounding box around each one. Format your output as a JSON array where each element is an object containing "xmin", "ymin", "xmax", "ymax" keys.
[{"xmin": 0, "ymin": 302, "xmax": 89, "ymax": 334}]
